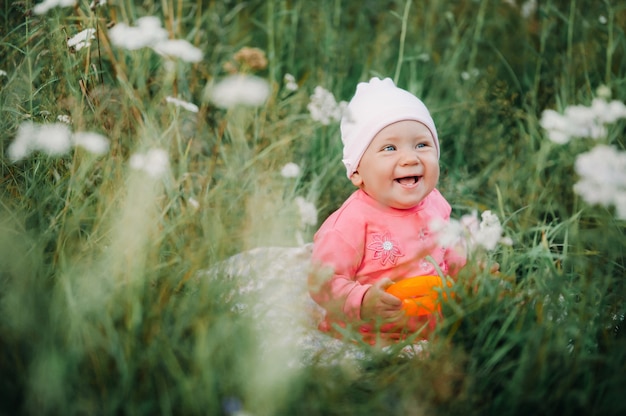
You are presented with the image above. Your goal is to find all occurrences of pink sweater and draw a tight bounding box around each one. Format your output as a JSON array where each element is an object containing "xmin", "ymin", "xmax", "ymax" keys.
[{"xmin": 309, "ymin": 188, "xmax": 466, "ymax": 343}]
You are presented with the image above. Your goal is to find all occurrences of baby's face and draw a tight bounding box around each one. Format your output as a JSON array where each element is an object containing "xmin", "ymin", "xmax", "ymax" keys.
[{"xmin": 350, "ymin": 120, "xmax": 439, "ymax": 209}]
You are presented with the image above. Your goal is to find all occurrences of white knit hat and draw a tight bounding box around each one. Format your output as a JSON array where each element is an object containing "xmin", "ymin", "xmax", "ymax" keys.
[{"xmin": 340, "ymin": 77, "xmax": 439, "ymax": 178}]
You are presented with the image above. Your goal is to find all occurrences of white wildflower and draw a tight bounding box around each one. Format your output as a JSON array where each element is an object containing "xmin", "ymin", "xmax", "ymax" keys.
[
  {"xmin": 430, "ymin": 217, "xmax": 463, "ymax": 248},
  {"xmin": 33, "ymin": 0, "xmax": 76, "ymax": 15},
  {"xmin": 8, "ymin": 122, "xmax": 111, "ymax": 161},
  {"xmin": 0, "ymin": 70, "xmax": 7, "ymax": 77},
  {"xmin": 433, "ymin": 210, "xmax": 511, "ymax": 253},
  {"xmin": 295, "ymin": 197, "xmax": 317, "ymax": 228},
  {"xmin": 591, "ymin": 98, "xmax": 626, "ymax": 124},
  {"xmin": 307, "ymin": 86, "xmax": 347, "ymax": 125},
  {"xmin": 130, "ymin": 148, "xmax": 170, "ymax": 179},
  {"xmin": 8, "ymin": 122, "xmax": 37, "ymax": 161},
  {"xmin": 72, "ymin": 132, "xmax": 110, "ymax": 155},
  {"xmin": 35, "ymin": 123, "xmax": 73, "ymax": 156},
  {"xmin": 108, "ymin": 16, "xmax": 202, "ymax": 63},
  {"xmin": 281, "ymin": 162, "xmax": 300, "ymax": 178},
  {"xmin": 539, "ymin": 109, "xmax": 568, "ymax": 131},
  {"xmin": 108, "ymin": 16, "xmax": 168, "ymax": 50},
  {"xmin": 89, "ymin": 0, "xmax": 107, "ymax": 8},
  {"xmin": 520, "ymin": 0, "xmax": 537, "ymax": 18},
  {"xmin": 165, "ymin": 96, "xmax": 199, "ymax": 113},
  {"xmin": 540, "ymin": 97, "xmax": 626, "ymax": 144},
  {"xmin": 67, "ymin": 28, "xmax": 96, "ymax": 51},
  {"xmin": 539, "ymin": 109, "xmax": 573, "ymax": 144},
  {"xmin": 284, "ymin": 73, "xmax": 298, "ymax": 91},
  {"xmin": 473, "ymin": 210, "xmax": 513, "ymax": 250},
  {"xmin": 599, "ymin": 15, "xmax": 607, "ymax": 25},
  {"xmin": 209, "ymin": 74, "xmax": 270, "ymax": 109},
  {"xmin": 187, "ymin": 197, "xmax": 200, "ymax": 210},
  {"xmin": 26, "ymin": 122, "xmax": 71, "ymax": 159},
  {"xmin": 152, "ymin": 39, "xmax": 203, "ymax": 63},
  {"xmin": 474, "ymin": 211, "xmax": 512, "ymax": 251},
  {"xmin": 573, "ymin": 145, "xmax": 626, "ymax": 219},
  {"xmin": 564, "ymin": 103, "xmax": 608, "ymax": 139},
  {"xmin": 57, "ymin": 114, "xmax": 71, "ymax": 124},
  {"xmin": 460, "ymin": 68, "xmax": 479, "ymax": 82}
]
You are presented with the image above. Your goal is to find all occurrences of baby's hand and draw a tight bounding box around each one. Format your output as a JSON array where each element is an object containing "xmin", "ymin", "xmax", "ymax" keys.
[{"xmin": 361, "ymin": 278, "xmax": 404, "ymax": 322}]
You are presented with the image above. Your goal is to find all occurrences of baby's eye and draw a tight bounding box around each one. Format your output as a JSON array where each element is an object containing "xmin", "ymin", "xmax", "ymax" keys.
[
  {"xmin": 416, "ymin": 143, "xmax": 427, "ymax": 149},
  {"xmin": 382, "ymin": 145, "xmax": 396, "ymax": 151}
]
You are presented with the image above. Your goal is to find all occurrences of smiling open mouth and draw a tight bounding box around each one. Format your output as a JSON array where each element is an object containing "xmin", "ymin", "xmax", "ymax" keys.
[{"xmin": 395, "ymin": 176, "xmax": 419, "ymax": 185}]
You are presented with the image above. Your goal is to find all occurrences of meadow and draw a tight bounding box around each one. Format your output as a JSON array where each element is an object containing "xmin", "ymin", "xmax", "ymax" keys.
[{"xmin": 1, "ymin": 0, "xmax": 625, "ymax": 415}]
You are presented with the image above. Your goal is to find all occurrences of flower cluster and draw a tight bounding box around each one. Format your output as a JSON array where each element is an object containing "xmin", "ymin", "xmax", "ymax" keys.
[
  {"xmin": 153, "ymin": 40, "xmax": 204, "ymax": 63},
  {"xmin": 307, "ymin": 86, "xmax": 347, "ymax": 125},
  {"xmin": 280, "ymin": 162, "xmax": 300, "ymax": 178},
  {"xmin": 541, "ymin": 89, "xmax": 626, "ymax": 219},
  {"xmin": 57, "ymin": 114, "xmax": 71, "ymax": 124},
  {"xmin": 129, "ymin": 148, "xmax": 170, "ymax": 179},
  {"xmin": 461, "ymin": 68, "xmax": 480, "ymax": 81},
  {"xmin": 108, "ymin": 16, "xmax": 203, "ymax": 63},
  {"xmin": 208, "ymin": 74, "xmax": 270, "ymax": 109},
  {"xmin": 33, "ymin": 0, "xmax": 76, "ymax": 15},
  {"xmin": 165, "ymin": 96, "xmax": 199, "ymax": 113},
  {"xmin": 108, "ymin": 16, "xmax": 165, "ymax": 50},
  {"xmin": 540, "ymin": 97, "xmax": 626, "ymax": 144},
  {"xmin": 8, "ymin": 121, "xmax": 109, "ymax": 162},
  {"xmin": 573, "ymin": 145, "xmax": 626, "ymax": 219},
  {"xmin": 283, "ymin": 74, "xmax": 299, "ymax": 92},
  {"xmin": 67, "ymin": 28, "xmax": 96, "ymax": 51},
  {"xmin": 433, "ymin": 210, "xmax": 512, "ymax": 254}
]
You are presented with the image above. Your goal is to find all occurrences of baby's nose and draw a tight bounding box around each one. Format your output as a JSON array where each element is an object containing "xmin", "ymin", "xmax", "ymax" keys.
[{"xmin": 399, "ymin": 150, "xmax": 419, "ymax": 165}]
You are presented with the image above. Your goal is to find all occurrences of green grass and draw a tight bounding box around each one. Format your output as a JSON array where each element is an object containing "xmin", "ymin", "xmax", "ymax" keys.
[{"xmin": 1, "ymin": 0, "xmax": 625, "ymax": 415}]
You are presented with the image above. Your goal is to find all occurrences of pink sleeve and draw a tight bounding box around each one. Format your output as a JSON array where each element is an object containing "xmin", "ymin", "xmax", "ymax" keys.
[{"xmin": 309, "ymin": 229, "xmax": 370, "ymax": 322}]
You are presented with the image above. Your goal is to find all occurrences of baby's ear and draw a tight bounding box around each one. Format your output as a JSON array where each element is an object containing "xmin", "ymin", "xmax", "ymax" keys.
[{"xmin": 350, "ymin": 171, "xmax": 363, "ymax": 187}]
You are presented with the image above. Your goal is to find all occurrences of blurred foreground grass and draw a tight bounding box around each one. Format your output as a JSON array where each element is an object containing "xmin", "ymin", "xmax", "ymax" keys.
[{"xmin": 1, "ymin": 1, "xmax": 625, "ymax": 415}]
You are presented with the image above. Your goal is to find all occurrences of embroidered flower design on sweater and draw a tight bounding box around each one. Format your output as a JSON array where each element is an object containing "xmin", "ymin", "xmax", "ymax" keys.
[{"xmin": 367, "ymin": 232, "xmax": 404, "ymax": 265}]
